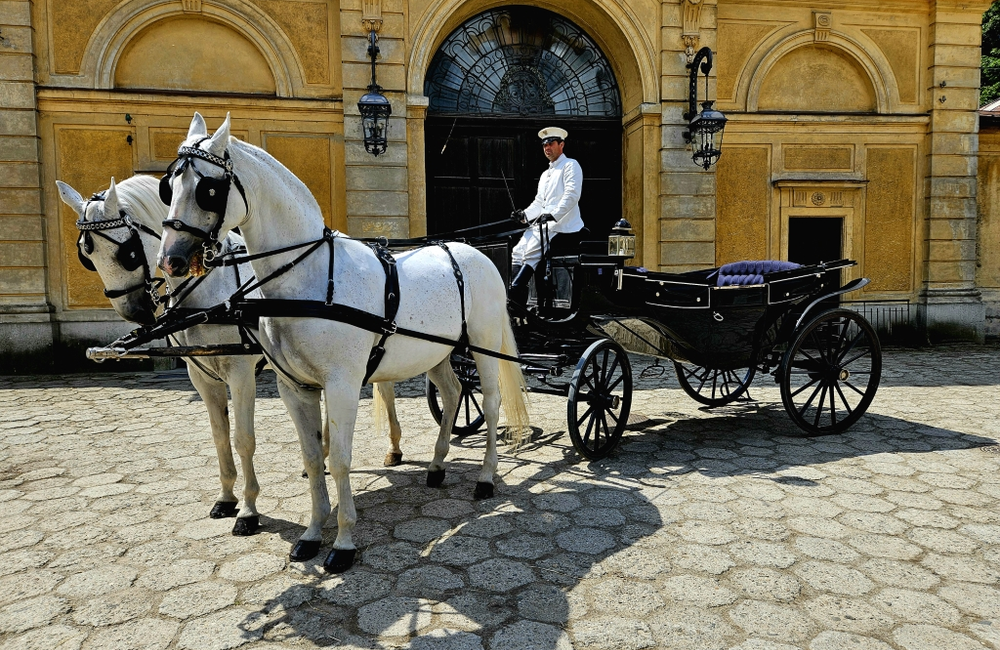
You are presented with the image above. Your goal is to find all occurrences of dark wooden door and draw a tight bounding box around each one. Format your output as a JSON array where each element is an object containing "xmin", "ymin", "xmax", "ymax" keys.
[{"xmin": 425, "ymin": 116, "xmax": 621, "ymax": 238}]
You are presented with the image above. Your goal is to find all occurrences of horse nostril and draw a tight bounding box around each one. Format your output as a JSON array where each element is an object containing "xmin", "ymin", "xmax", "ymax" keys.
[{"xmin": 168, "ymin": 256, "xmax": 188, "ymax": 274}]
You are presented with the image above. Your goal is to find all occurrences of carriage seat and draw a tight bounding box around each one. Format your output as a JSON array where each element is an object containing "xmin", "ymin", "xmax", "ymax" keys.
[{"xmin": 714, "ymin": 260, "xmax": 801, "ymax": 287}]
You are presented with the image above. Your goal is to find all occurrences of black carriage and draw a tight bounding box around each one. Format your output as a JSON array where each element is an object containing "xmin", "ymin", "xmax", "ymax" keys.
[{"xmin": 426, "ymin": 224, "xmax": 882, "ymax": 460}]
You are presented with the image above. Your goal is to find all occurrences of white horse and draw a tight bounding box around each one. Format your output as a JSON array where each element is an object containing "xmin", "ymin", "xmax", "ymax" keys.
[
  {"xmin": 157, "ymin": 112, "xmax": 529, "ymax": 573},
  {"xmin": 57, "ymin": 175, "xmax": 409, "ymax": 536}
]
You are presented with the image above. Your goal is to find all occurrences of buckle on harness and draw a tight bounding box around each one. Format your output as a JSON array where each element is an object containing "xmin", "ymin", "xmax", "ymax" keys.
[{"xmin": 383, "ymin": 322, "xmax": 397, "ymax": 335}]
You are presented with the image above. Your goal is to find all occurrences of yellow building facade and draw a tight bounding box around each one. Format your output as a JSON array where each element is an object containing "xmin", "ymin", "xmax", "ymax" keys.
[{"xmin": 0, "ymin": 0, "xmax": 992, "ymax": 371}]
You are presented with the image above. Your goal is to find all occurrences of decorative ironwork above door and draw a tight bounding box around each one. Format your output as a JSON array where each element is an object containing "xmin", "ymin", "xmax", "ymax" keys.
[{"xmin": 425, "ymin": 7, "xmax": 621, "ymax": 117}]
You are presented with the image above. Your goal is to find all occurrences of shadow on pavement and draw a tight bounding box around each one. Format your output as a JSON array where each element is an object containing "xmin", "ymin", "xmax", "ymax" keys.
[{"xmin": 239, "ymin": 458, "xmax": 663, "ymax": 648}]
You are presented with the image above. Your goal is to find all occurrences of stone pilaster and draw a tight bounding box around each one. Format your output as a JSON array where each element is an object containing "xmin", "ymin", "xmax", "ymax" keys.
[
  {"xmin": 659, "ymin": 0, "xmax": 718, "ymax": 272},
  {"xmin": 0, "ymin": 0, "xmax": 54, "ymax": 371},
  {"xmin": 342, "ymin": 0, "xmax": 410, "ymax": 239},
  {"xmin": 921, "ymin": 1, "xmax": 990, "ymax": 341}
]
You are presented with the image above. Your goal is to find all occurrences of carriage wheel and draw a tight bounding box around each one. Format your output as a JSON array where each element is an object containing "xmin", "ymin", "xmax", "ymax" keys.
[
  {"xmin": 674, "ymin": 361, "xmax": 756, "ymax": 407},
  {"xmin": 780, "ymin": 308, "xmax": 882, "ymax": 436},
  {"xmin": 425, "ymin": 356, "xmax": 485, "ymax": 437},
  {"xmin": 567, "ymin": 338, "xmax": 632, "ymax": 460}
]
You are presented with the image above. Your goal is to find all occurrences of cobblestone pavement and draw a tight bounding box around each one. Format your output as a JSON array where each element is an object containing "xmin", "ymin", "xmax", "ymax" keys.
[{"xmin": 1, "ymin": 344, "xmax": 1000, "ymax": 650}]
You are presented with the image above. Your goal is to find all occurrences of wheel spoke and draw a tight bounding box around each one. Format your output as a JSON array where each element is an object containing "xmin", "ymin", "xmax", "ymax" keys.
[
  {"xmin": 607, "ymin": 372, "xmax": 626, "ymax": 392},
  {"xmin": 790, "ymin": 374, "xmax": 821, "ymax": 398},
  {"xmin": 812, "ymin": 383, "xmax": 829, "ymax": 428},
  {"xmin": 834, "ymin": 381, "xmax": 855, "ymax": 416},
  {"xmin": 575, "ymin": 402, "xmax": 596, "ymax": 427},
  {"xmin": 797, "ymin": 379, "xmax": 825, "ymax": 416},
  {"xmin": 839, "ymin": 346, "xmax": 871, "ymax": 368},
  {"xmin": 842, "ymin": 379, "xmax": 865, "ymax": 397}
]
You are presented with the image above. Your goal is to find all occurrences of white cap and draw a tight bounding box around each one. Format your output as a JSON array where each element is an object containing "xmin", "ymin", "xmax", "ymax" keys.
[{"xmin": 538, "ymin": 127, "xmax": 568, "ymax": 143}]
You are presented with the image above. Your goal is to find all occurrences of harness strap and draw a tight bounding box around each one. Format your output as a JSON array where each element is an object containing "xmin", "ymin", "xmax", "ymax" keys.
[
  {"xmin": 437, "ymin": 243, "xmax": 468, "ymax": 347},
  {"xmin": 362, "ymin": 242, "xmax": 400, "ymax": 384},
  {"xmin": 227, "ymin": 299, "xmax": 523, "ymax": 364}
]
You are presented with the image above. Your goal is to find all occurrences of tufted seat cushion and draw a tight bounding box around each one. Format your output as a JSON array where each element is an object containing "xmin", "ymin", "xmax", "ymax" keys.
[{"xmin": 715, "ymin": 260, "xmax": 801, "ymax": 286}]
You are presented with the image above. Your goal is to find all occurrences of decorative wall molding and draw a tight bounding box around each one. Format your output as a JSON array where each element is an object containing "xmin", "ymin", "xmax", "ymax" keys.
[
  {"xmin": 362, "ymin": 0, "xmax": 383, "ymax": 33},
  {"xmin": 181, "ymin": 0, "xmax": 202, "ymax": 13},
  {"xmin": 683, "ymin": 0, "xmax": 704, "ymax": 61}
]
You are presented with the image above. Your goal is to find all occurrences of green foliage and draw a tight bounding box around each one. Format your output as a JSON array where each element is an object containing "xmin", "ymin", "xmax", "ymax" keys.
[{"xmin": 982, "ymin": 1, "xmax": 1000, "ymax": 106}]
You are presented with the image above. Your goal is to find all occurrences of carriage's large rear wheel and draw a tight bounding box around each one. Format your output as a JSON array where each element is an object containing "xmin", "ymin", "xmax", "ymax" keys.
[
  {"xmin": 780, "ymin": 308, "xmax": 881, "ymax": 436},
  {"xmin": 567, "ymin": 338, "xmax": 632, "ymax": 460},
  {"xmin": 426, "ymin": 355, "xmax": 485, "ymax": 437},
  {"xmin": 674, "ymin": 361, "xmax": 756, "ymax": 407}
]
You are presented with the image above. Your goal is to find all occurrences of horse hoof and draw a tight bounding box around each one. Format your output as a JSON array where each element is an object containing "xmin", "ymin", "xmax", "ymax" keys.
[
  {"xmin": 323, "ymin": 548, "xmax": 357, "ymax": 573},
  {"xmin": 384, "ymin": 452, "xmax": 403, "ymax": 467},
  {"xmin": 289, "ymin": 539, "xmax": 322, "ymax": 562},
  {"xmin": 210, "ymin": 501, "xmax": 239, "ymax": 519},
  {"xmin": 427, "ymin": 469, "xmax": 446, "ymax": 488},
  {"xmin": 232, "ymin": 516, "xmax": 259, "ymax": 536},
  {"xmin": 474, "ymin": 482, "xmax": 494, "ymax": 500}
]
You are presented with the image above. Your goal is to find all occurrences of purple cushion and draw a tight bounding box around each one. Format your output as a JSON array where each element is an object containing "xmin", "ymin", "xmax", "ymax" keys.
[{"xmin": 716, "ymin": 260, "xmax": 800, "ymax": 286}]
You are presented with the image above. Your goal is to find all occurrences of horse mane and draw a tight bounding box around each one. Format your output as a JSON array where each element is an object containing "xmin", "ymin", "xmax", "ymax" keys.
[
  {"xmin": 114, "ymin": 175, "xmax": 167, "ymax": 228},
  {"xmin": 225, "ymin": 137, "xmax": 324, "ymax": 224}
]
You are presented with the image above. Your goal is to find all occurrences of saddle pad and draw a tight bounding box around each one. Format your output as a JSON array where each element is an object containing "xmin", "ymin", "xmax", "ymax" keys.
[{"xmin": 716, "ymin": 260, "xmax": 801, "ymax": 286}]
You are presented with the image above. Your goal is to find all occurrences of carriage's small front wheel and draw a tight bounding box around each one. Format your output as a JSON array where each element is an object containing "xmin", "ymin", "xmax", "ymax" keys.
[
  {"xmin": 780, "ymin": 308, "xmax": 882, "ymax": 436},
  {"xmin": 567, "ymin": 338, "xmax": 632, "ymax": 460},
  {"xmin": 426, "ymin": 356, "xmax": 485, "ymax": 437},
  {"xmin": 674, "ymin": 361, "xmax": 756, "ymax": 407}
]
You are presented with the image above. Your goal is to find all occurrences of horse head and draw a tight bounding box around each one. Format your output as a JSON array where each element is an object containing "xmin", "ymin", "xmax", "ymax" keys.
[
  {"xmin": 56, "ymin": 177, "xmax": 160, "ymax": 325},
  {"xmin": 158, "ymin": 112, "xmax": 246, "ymax": 278}
]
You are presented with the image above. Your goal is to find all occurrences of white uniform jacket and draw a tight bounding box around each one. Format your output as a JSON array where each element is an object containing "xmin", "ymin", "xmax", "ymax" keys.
[{"xmin": 523, "ymin": 154, "xmax": 584, "ymax": 235}]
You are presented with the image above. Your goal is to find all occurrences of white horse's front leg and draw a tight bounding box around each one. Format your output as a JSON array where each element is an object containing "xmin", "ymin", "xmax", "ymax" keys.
[
  {"xmin": 426, "ymin": 359, "xmax": 461, "ymax": 488},
  {"xmin": 228, "ymin": 362, "xmax": 260, "ymax": 536},
  {"xmin": 276, "ymin": 376, "xmax": 329, "ymax": 562},
  {"xmin": 187, "ymin": 366, "xmax": 240, "ymax": 518},
  {"xmin": 323, "ymin": 382, "xmax": 362, "ymax": 573},
  {"xmin": 377, "ymin": 382, "xmax": 404, "ymax": 466},
  {"xmin": 471, "ymin": 353, "xmax": 501, "ymax": 500}
]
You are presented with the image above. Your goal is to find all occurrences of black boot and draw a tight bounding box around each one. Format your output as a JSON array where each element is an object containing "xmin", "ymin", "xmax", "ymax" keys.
[{"xmin": 507, "ymin": 265, "xmax": 534, "ymax": 318}]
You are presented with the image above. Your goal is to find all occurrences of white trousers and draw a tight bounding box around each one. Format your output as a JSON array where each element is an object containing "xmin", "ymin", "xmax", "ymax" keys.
[{"xmin": 512, "ymin": 226, "xmax": 550, "ymax": 268}]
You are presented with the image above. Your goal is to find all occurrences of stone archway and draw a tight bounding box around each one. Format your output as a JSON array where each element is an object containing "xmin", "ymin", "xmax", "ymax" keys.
[{"xmin": 422, "ymin": 6, "xmax": 623, "ymax": 237}]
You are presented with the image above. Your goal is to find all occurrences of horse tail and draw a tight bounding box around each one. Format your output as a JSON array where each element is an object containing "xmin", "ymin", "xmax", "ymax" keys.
[
  {"xmin": 498, "ymin": 313, "xmax": 530, "ymax": 448},
  {"xmin": 372, "ymin": 382, "xmax": 387, "ymax": 436}
]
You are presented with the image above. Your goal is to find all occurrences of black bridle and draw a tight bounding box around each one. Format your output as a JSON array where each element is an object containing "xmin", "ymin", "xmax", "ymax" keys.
[
  {"xmin": 159, "ymin": 137, "xmax": 249, "ymax": 263},
  {"xmin": 76, "ymin": 192, "xmax": 164, "ymax": 302}
]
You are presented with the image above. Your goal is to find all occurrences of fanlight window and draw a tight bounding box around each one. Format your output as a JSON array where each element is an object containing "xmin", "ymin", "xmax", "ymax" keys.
[{"xmin": 425, "ymin": 7, "xmax": 621, "ymax": 117}]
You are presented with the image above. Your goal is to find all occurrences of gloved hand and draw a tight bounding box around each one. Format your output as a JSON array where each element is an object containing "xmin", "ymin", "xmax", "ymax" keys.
[
  {"xmin": 511, "ymin": 209, "xmax": 527, "ymax": 224},
  {"xmin": 538, "ymin": 213, "xmax": 554, "ymax": 223}
]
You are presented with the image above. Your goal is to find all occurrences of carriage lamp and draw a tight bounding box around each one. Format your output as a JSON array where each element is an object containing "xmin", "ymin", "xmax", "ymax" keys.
[
  {"xmin": 684, "ymin": 46, "xmax": 727, "ymax": 170},
  {"xmin": 358, "ymin": 29, "xmax": 392, "ymax": 156},
  {"xmin": 608, "ymin": 218, "xmax": 636, "ymax": 258}
]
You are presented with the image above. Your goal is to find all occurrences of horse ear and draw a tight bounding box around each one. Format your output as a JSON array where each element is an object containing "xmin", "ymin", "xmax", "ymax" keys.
[
  {"xmin": 103, "ymin": 178, "xmax": 119, "ymax": 220},
  {"xmin": 205, "ymin": 112, "xmax": 231, "ymax": 158},
  {"xmin": 187, "ymin": 112, "xmax": 208, "ymax": 139},
  {"xmin": 56, "ymin": 180, "xmax": 86, "ymax": 218}
]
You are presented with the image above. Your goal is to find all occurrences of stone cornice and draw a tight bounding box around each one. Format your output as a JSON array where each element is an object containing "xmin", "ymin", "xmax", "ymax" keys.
[{"xmin": 719, "ymin": 0, "xmax": 990, "ymax": 13}]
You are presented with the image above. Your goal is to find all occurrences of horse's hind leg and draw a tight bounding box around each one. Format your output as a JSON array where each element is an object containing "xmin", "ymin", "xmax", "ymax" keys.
[
  {"xmin": 426, "ymin": 359, "xmax": 461, "ymax": 488},
  {"xmin": 377, "ymin": 382, "xmax": 404, "ymax": 466},
  {"xmin": 276, "ymin": 377, "xmax": 329, "ymax": 562},
  {"xmin": 471, "ymin": 352, "xmax": 501, "ymax": 500},
  {"xmin": 187, "ymin": 366, "xmax": 239, "ymax": 518},
  {"xmin": 228, "ymin": 361, "xmax": 260, "ymax": 536}
]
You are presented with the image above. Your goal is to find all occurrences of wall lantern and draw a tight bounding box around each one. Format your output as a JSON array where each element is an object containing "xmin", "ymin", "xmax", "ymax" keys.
[
  {"xmin": 358, "ymin": 29, "xmax": 391, "ymax": 156},
  {"xmin": 683, "ymin": 46, "xmax": 727, "ymax": 170}
]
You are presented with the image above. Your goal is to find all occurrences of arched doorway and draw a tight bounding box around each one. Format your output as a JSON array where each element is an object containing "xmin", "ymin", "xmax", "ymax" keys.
[{"xmin": 423, "ymin": 6, "xmax": 622, "ymax": 236}]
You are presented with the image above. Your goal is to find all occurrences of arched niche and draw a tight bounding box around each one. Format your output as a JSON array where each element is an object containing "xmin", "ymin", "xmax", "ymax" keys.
[
  {"xmin": 756, "ymin": 44, "xmax": 876, "ymax": 113},
  {"xmin": 81, "ymin": 1, "xmax": 301, "ymax": 97},
  {"xmin": 114, "ymin": 17, "xmax": 276, "ymax": 94}
]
